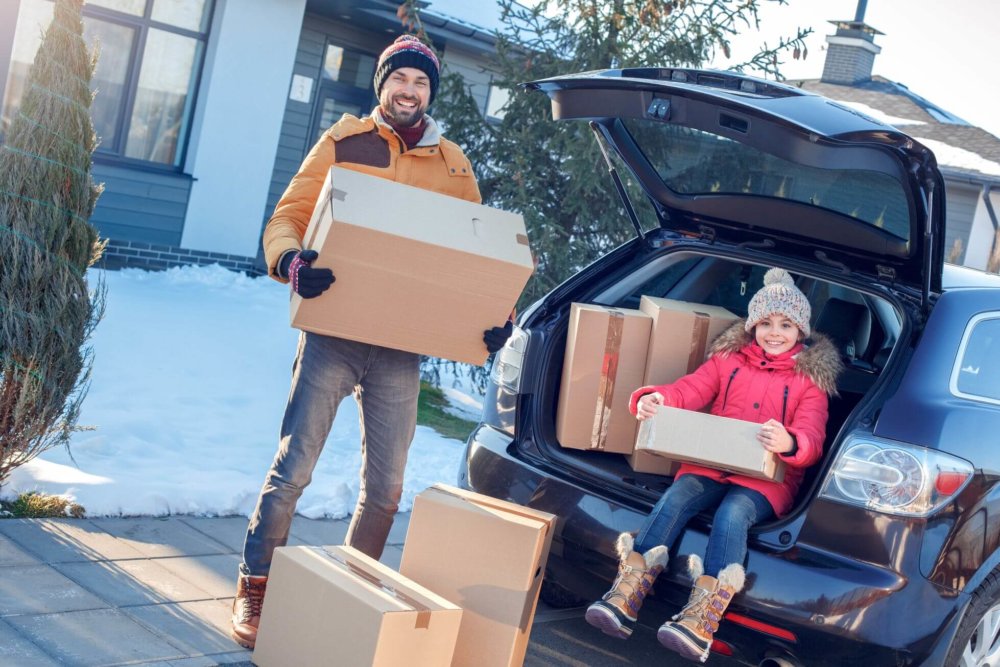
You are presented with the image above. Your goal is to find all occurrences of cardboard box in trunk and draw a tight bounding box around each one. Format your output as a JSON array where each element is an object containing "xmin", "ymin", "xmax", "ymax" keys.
[
  {"xmin": 291, "ymin": 166, "xmax": 534, "ymax": 366},
  {"xmin": 639, "ymin": 296, "xmax": 739, "ymax": 386},
  {"xmin": 556, "ymin": 303, "xmax": 652, "ymax": 454},
  {"xmin": 253, "ymin": 545, "xmax": 462, "ymax": 667},
  {"xmin": 400, "ymin": 484, "xmax": 557, "ymax": 667},
  {"xmin": 636, "ymin": 406, "xmax": 785, "ymax": 482},
  {"xmin": 623, "ymin": 297, "xmax": 738, "ymax": 474}
]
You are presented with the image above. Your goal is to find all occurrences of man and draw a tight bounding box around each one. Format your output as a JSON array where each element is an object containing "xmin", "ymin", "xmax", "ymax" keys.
[{"xmin": 231, "ymin": 34, "xmax": 513, "ymax": 649}]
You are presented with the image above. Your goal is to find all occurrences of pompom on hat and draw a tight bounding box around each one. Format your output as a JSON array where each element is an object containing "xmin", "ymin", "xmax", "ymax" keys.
[
  {"xmin": 745, "ymin": 268, "xmax": 812, "ymax": 337},
  {"xmin": 373, "ymin": 35, "xmax": 441, "ymax": 102}
]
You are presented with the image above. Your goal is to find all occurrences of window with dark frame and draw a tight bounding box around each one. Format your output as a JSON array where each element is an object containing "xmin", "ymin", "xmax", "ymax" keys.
[{"xmin": 1, "ymin": 0, "xmax": 213, "ymax": 169}]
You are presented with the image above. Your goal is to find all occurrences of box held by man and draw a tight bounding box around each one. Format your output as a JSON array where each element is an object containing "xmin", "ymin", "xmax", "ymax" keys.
[{"xmin": 291, "ymin": 166, "xmax": 534, "ymax": 365}]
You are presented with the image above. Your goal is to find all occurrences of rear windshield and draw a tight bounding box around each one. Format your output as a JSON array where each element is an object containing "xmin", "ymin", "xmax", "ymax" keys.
[{"xmin": 621, "ymin": 118, "xmax": 912, "ymax": 242}]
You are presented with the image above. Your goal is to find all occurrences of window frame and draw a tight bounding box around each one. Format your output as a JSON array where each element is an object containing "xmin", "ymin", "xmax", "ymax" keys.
[
  {"xmin": 950, "ymin": 311, "xmax": 1000, "ymax": 406},
  {"xmin": 6, "ymin": 0, "xmax": 214, "ymax": 172},
  {"xmin": 88, "ymin": 1, "xmax": 212, "ymax": 171}
]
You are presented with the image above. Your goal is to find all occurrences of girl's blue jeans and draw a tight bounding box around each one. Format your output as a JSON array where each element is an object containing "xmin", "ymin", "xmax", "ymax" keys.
[{"xmin": 634, "ymin": 473, "xmax": 774, "ymax": 577}]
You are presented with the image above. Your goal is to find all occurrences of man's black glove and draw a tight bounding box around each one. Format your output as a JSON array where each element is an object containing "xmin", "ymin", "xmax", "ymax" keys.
[
  {"xmin": 281, "ymin": 249, "xmax": 335, "ymax": 299},
  {"xmin": 484, "ymin": 320, "xmax": 513, "ymax": 354}
]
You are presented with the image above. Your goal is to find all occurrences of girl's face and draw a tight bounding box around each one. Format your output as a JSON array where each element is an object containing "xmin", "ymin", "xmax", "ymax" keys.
[{"xmin": 754, "ymin": 314, "xmax": 802, "ymax": 355}]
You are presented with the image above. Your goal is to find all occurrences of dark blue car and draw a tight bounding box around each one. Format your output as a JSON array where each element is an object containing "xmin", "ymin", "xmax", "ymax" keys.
[{"xmin": 460, "ymin": 68, "xmax": 1000, "ymax": 666}]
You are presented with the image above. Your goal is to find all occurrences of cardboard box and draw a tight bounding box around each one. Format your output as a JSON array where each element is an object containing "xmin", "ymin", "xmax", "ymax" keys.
[
  {"xmin": 556, "ymin": 303, "xmax": 652, "ymax": 453},
  {"xmin": 291, "ymin": 166, "xmax": 534, "ymax": 366},
  {"xmin": 636, "ymin": 406, "xmax": 786, "ymax": 482},
  {"xmin": 624, "ymin": 297, "xmax": 737, "ymax": 473},
  {"xmin": 253, "ymin": 545, "xmax": 462, "ymax": 667},
  {"xmin": 639, "ymin": 296, "xmax": 739, "ymax": 386},
  {"xmin": 400, "ymin": 484, "xmax": 557, "ymax": 667},
  {"xmin": 626, "ymin": 448, "xmax": 680, "ymax": 476}
]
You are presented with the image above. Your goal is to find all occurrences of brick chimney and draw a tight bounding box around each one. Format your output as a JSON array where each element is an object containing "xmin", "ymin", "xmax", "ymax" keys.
[{"xmin": 821, "ymin": 0, "xmax": 884, "ymax": 85}]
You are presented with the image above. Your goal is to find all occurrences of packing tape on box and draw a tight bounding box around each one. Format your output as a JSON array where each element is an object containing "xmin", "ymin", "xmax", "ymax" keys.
[
  {"xmin": 687, "ymin": 312, "xmax": 710, "ymax": 373},
  {"xmin": 322, "ymin": 547, "xmax": 432, "ymax": 629},
  {"xmin": 591, "ymin": 309, "xmax": 624, "ymax": 450}
]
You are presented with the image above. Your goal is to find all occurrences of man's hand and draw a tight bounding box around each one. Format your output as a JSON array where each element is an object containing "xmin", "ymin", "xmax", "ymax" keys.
[
  {"xmin": 283, "ymin": 249, "xmax": 335, "ymax": 299},
  {"xmin": 484, "ymin": 320, "xmax": 513, "ymax": 354}
]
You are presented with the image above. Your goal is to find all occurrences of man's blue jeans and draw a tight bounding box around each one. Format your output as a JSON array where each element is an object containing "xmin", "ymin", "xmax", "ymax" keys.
[
  {"xmin": 634, "ymin": 474, "xmax": 774, "ymax": 578},
  {"xmin": 242, "ymin": 332, "xmax": 420, "ymax": 575}
]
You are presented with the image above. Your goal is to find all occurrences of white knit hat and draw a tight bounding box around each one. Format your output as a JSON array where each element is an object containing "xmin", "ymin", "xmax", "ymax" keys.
[{"xmin": 745, "ymin": 268, "xmax": 811, "ymax": 337}]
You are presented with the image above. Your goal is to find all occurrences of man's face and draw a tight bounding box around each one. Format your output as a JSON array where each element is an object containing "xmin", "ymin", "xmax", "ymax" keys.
[{"xmin": 379, "ymin": 67, "xmax": 431, "ymax": 127}]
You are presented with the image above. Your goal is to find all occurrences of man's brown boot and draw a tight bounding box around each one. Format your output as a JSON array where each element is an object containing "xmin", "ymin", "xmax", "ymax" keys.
[
  {"xmin": 231, "ymin": 571, "xmax": 268, "ymax": 649},
  {"xmin": 657, "ymin": 555, "xmax": 745, "ymax": 662},
  {"xmin": 585, "ymin": 533, "xmax": 669, "ymax": 639}
]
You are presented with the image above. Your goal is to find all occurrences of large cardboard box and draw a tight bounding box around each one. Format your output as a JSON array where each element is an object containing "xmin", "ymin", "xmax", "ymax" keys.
[
  {"xmin": 400, "ymin": 484, "xmax": 557, "ymax": 667},
  {"xmin": 254, "ymin": 545, "xmax": 462, "ymax": 667},
  {"xmin": 556, "ymin": 303, "xmax": 652, "ymax": 453},
  {"xmin": 625, "ymin": 297, "xmax": 738, "ymax": 473},
  {"xmin": 291, "ymin": 166, "xmax": 534, "ymax": 366},
  {"xmin": 636, "ymin": 406, "xmax": 786, "ymax": 482},
  {"xmin": 639, "ymin": 296, "xmax": 739, "ymax": 386}
]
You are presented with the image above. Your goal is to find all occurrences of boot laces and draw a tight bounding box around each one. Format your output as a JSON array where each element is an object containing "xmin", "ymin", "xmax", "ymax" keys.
[{"xmin": 237, "ymin": 577, "xmax": 266, "ymax": 619}]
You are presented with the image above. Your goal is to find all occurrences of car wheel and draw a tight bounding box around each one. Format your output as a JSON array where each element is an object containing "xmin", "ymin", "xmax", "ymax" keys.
[
  {"xmin": 946, "ymin": 570, "xmax": 1000, "ymax": 666},
  {"xmin": 540, "ymin": 576, "xmax": 588, "ymax": 609}
]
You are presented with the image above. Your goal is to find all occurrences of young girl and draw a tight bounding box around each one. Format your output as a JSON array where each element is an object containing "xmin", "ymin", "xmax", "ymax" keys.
[{"xmin": 585, "ymin": 268, "xmax": 843, "ymax": 662}]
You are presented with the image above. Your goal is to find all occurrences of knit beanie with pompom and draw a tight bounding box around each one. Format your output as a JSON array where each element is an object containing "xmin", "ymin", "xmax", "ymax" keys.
[
  {"xmin": 373, "ymin": 35, "xmax": 441, "ymax": 102},
  {"xmin": 745, "ymin": 268, "xmax": 811, "ymax": 337}
]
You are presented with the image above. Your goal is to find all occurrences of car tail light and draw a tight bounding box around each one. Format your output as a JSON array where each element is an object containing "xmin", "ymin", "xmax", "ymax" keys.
[
  {"xmin": 489, "ymin": 325, "xmax": 527, "ymax": 392},
  {"xmin": 818, "ymin": 435, "xmax": 973, "ymax": 517}
]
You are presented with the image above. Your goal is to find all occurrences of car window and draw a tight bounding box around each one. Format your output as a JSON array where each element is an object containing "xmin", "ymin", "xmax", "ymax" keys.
[
  {"xmin": 620, "ymin": 119, "xmax": 912, "ymax": 243},
  {"xmin": 952, "ymin": 314, "xmax": 1000, "ymax": 404}
]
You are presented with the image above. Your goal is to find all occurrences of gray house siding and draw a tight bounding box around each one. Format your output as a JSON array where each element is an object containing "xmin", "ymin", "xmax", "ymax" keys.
[
  {"xmin": 90, "ymin": 163, "xmax": 192, "ymax": 247},
  {"xmin": 441, "ymin": 47, "xmax": 494, "ymax": 117},
  {"xmin": 944, "ymin": 180, "xmax": 980, "ymax": 264}
]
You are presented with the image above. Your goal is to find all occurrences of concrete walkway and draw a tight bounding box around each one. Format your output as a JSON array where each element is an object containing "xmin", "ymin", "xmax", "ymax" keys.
[
  {"xmin": 0, "ymin": 514, "xmax": 398, "ymax": 666},
  {"xmin": 0, "ymin": 514, "xmax": 697, "ymax": 667}
]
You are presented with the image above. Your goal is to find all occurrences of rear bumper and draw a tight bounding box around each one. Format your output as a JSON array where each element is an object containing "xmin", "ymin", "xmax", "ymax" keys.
[{"xmin": 461, "ymin": 424, "xmax": 968, "ymax": 666}]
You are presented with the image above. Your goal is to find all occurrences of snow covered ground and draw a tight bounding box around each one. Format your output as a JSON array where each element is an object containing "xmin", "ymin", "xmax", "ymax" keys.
[{"xmin": 3, "ymin": 264, "xmax": 483, "ymax": 518}]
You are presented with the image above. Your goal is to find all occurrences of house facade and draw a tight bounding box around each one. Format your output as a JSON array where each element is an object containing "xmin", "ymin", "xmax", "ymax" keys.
[
  {"xmin": 2, "ymin": 1, "xmax": 998, "ymax": 274},
  {"xmin": 0, "ymin": 0, "xmax": 500, "ymax": 273}
]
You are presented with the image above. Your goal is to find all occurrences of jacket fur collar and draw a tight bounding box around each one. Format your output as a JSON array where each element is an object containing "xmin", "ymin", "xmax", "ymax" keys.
[{"xmin": 709, "ymin": 320, "xmax": 844, "ymax": 396}]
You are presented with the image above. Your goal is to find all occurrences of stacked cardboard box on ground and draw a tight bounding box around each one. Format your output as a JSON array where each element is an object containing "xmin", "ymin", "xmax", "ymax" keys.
[
  {"xmin": 556, "ymin": 297, "xmax": 746, "ymax": 475},
  {"xmin": 254, "ymin": 485, "xmax": 556, "ymax": 667},
  {"xmin": 400, "ymin": 485, "xmax": 557, "ymax": 667},
  {"xmin": 253, "ymin": 545, "xmax": 463, "ymax": 666},
  {"xmin": 291, "ymin": 166, "xmax": 534, "ymax": 366}
]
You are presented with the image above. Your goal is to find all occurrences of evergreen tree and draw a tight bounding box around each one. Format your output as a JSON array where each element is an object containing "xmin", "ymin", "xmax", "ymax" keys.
[
  {"xmin": 0, "ymin": 0, "xmax": 106, "ymax": 484},
  {"xmin": 433, "ymin": 0, "xmax": 811, "ymax": 304}
]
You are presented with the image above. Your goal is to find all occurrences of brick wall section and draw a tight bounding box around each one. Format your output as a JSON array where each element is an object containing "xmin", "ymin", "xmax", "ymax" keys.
[
  {"xmin": 97, "ymin": 239, "xmax": 267, "ymax": 276},
  {"xmin": 821, "ymin": 46, "xmax": 875, "ymax": 85}
]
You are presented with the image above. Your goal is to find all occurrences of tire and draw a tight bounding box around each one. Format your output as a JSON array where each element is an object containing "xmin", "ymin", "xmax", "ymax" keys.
[
  {"xmin": 540, "ymin": 576, "xmax": 588, "ymax": 609},
  {"xmin": 945, "ymin": 570, "xmax": 1000, "ymax": 666}
]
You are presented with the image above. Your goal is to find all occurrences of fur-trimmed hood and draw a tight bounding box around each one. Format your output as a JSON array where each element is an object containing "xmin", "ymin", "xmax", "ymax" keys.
[{"xmin": 709, "ymin": 319, "xmax": 844, "ymax": 396}]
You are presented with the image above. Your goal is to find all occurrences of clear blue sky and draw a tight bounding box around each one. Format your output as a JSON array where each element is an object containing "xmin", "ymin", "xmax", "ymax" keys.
[{"xmin": 715, "ymin": 0, "xmax": 1000, "ymax": 139}]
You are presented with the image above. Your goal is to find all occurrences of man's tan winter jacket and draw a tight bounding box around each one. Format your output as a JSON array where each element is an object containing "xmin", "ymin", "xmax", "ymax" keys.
[{"xmin": 262, "ymin": 111, "xmax": 482, "ymax": 280}]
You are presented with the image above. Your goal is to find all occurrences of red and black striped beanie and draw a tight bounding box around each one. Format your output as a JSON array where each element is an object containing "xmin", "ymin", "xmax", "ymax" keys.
[{"xmin": 373, "ymin": 35, "xmax": 440, "ymax": 102}]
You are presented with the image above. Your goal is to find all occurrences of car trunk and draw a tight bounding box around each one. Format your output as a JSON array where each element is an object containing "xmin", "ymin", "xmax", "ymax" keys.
[{"xmin": 522, "ymin": 241, "xmax": 911, "ymax": 525}]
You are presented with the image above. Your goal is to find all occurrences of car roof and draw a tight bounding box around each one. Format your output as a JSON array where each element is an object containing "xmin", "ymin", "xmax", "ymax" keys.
[{"xmin": 525, "ymin": 67, "xmax": 946, "ymax": 300}]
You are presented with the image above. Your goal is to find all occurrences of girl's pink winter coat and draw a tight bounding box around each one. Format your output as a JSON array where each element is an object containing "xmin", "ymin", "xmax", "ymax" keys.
[{"xmin": 629, "ymin": 321, "xmax": 843, "ymax": 517}]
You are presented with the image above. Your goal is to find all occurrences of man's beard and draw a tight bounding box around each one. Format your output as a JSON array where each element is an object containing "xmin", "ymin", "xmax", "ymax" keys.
[{"xmin": 382, "ymin": 95, "xmax": 426, "ymax": 127}]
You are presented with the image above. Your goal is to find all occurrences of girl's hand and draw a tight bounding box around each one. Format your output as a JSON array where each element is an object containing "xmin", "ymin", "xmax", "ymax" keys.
[
  {"xmin": 636, "ymin": 392, "xmax": 665, "ymax": 421},
  {"xmin": 757, "ymin": 419, "xmax": 794, "ymax": 454}
]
